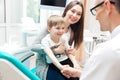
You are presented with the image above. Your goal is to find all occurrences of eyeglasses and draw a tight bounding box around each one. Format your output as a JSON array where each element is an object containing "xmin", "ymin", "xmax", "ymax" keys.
[{"xmin": 90, "ymin": 1, "xmax": 115, "ymax": 16}]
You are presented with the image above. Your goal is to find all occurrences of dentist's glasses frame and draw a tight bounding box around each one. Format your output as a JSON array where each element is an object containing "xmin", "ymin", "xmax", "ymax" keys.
[{"xmin": 90, "ymin": 1, "xmax": 115, "ymax": 16}]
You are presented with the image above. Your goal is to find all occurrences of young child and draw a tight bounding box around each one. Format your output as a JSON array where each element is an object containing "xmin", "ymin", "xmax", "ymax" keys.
[{"xmin": 40, "ymin": 15, "xmax": 79, "ymax": 80}]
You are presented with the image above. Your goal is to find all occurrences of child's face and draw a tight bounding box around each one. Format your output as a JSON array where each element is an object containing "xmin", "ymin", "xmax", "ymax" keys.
[{"xmin": 49, "ymin": 24, "xmax": 65, "ymax": 39}]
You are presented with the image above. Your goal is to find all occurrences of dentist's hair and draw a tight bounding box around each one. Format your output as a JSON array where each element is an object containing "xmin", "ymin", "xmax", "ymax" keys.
[{"xmin": 110, "ymin": 0, "xmax": 120, "ymax": 13}]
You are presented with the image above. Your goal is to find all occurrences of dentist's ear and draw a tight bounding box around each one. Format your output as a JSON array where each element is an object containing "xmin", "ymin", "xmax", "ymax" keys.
[
  {"xmin": 104, "ymin": 0, "xmax": 112, "ymax": 15},
  {"xmin": 47, "ymin": 26, "xmax": 51, "ymax": 32}
]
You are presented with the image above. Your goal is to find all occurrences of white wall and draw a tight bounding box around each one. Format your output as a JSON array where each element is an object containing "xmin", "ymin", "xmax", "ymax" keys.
[
  {"xmin": 0, "ymin": 25, "xmax": 6, "ymax": 46},
  {"xmin": 0, "ymin": 0, "xmax": 23, "ymax": 46},
  {"xmin": 84, "ymin": 0, "xmax": 101, "ymax": 37},
  {"xmin": 0, "ymin": 0, "xmax": 5, "ymax": 23},
  {"xmin": 6, "ymin": 0, "xmax": 23, "ymax": 23}
]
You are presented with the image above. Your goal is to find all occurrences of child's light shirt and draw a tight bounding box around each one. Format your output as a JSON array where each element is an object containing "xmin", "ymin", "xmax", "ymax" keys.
[{"xmin": 41, "ymin": 34, "xmax": 68, "ymax": 63}]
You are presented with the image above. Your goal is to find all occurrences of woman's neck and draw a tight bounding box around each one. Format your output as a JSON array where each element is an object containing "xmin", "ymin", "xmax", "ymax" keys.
[
  {"xmin": 65, "ymin": 22, "xmax": 70, "ymax": 33},
  {"xmin": 64, "ymin": 17, "xmax": 70, "ymax": 28},
  {"xmin": 66, "ymin": 23, "xmax": 70, "ymax": 28}
]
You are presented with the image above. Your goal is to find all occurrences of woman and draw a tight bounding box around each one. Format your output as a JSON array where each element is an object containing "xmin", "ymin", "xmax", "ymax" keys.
[
  {"xmin": 62, "ymin": 0, "xmax": 85, "ymax": 65},
  {"xmin": 33, "ymin": 1, "xmax": 85, "ymax": 80}
]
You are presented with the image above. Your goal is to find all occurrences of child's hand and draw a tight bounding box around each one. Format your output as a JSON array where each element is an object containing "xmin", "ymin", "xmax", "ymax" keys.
[
  {"xmin": 54, "ymin": 41, "xmax": 66, "ymax": 54},
  {"xmin": 66, "ymin": 47, "xmax": 76, "ymax": 56}
]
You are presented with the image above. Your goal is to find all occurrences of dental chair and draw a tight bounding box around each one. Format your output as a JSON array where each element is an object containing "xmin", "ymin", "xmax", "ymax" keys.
[{"xmin": 0, "ymin": 51, "xmax": 41, "ymax": 80}]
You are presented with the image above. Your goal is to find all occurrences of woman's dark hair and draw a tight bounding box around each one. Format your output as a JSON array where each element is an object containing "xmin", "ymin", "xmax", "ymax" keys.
[{"xmin": 62, "ymin": 1, "xmax": 84, "ymax": 48}]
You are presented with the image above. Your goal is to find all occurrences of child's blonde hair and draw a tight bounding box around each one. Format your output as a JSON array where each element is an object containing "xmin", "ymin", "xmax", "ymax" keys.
[{"xmin": 47, "ymin": 15, "xmax": 66, "ymax": 28}]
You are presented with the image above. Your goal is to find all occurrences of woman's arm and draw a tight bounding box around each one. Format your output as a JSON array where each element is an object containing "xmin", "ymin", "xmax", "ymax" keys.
[
  {"xmin": 65, "ymin": 47, "xmax": 80, "ymax": 68},
  {"xmin": 68, "ymin": 54, "xmax": 80, "ymax": 68},
  {"xmin": 75, "ymin": 42, "xmax": 86, "ymax": 66}
]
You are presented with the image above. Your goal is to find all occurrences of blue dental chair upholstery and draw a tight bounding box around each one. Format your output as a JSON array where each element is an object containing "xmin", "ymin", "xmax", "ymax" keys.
[{"xmin": 0, "ymin": 51, "xmax": 41, "ymax": 80}]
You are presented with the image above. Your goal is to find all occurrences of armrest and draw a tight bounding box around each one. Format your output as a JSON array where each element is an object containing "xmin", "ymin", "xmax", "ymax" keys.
[{"xmin": 14, "ymin": 50, "xmax": 34, "ymax": 62}]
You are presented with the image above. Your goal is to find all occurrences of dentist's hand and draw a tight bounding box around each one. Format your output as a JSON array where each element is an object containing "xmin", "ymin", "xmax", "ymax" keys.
[{"xmin": 61, "ymin": 66, "xmax": 81, "ymax": 78}]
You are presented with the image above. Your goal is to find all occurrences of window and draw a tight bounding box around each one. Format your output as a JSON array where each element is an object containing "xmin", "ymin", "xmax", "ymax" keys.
[{"xmin": 26, "ymin": 0, "xmax": 40, "ymax": 23}]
